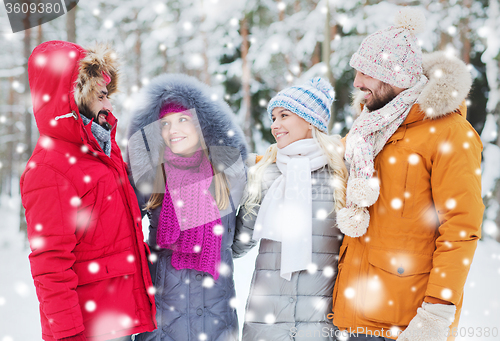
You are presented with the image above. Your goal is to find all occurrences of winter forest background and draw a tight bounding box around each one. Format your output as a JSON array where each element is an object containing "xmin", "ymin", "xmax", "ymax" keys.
[{"xmin": 1, "ymin": 0, "xmax": 500, "ymax": 340}]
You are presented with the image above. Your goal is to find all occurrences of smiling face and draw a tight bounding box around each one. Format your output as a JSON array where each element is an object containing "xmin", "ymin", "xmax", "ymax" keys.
[
  {"xmin": 80, "ymin": 83, "xmax": 113, "ymax": 129},
  {"xmin": 270, "ymin": 108, "xmax": 313, "ymax": 149},
  {"xmin": 353, "ymin": 71, "xmax": 405, "ymax": 111},
  {"xmin": 161, "ymin": 112, "xmax": 201, "ymax": 157}
]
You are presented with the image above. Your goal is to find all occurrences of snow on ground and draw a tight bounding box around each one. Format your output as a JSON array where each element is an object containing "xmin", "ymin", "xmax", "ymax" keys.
[{"xmin": 1, "ymin": 193, "xmax": 499, "ymax": 341}]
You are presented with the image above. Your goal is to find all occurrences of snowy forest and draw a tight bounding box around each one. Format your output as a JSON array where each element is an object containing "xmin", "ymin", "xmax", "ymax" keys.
[{"xmin": 1, "ymin": 0, "xmax": 500, "ymax": 340}]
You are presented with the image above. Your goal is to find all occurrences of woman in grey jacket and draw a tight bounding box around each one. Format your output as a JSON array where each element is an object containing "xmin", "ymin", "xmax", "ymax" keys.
[
  {"xmin": 233, "ymin": 78, "xmax": 348, "ymax": 341},
  {"xmin": 127, "ymin": 74, "xmax": 248, "ymax": 341}
]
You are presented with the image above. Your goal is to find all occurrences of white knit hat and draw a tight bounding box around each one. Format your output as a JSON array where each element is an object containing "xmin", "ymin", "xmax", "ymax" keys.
[{"xmin": 349, "ymin": 7, "xmax": 426, "ymax": 89}]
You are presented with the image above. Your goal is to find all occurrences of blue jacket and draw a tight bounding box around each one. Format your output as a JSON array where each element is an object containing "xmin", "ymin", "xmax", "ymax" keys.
[{"xmin": 127, "ymin": 74, "xmax": 248, "ymax": 341}]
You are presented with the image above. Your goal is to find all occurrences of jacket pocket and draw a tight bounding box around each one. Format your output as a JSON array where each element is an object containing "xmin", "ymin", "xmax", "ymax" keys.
[
  {"xmin": 76, "ymin": 181, "xmax": 106, "ymax": 244},
  {"xmin": 360, "ymin": 247, "xmax": 432, "ymax": 326},
  {"xmin": 73, "ymin": 250, "xmax": 137, "ymax": 285}
]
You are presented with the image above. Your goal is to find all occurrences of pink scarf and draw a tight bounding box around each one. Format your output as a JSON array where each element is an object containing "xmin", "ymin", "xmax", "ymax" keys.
[{"xmin": 157, "ymin": 147, "xmax": 222, "ymax": 280}]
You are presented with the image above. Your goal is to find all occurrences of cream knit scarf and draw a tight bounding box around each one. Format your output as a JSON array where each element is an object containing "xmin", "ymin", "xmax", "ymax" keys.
[
  {"xmin": 253, "ymin": 138, "xmax": 328, "ymax": 280},
  {"xmin": 337, "ymin": 76, "xmax": 428, "ymax": 237}
]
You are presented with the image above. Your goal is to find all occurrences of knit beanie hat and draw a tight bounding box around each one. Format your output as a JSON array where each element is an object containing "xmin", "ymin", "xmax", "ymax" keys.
[
  {"xmin": 159, "ymin": 102, "xmax": 189, "ymax": 118},
  {"xmin": 267, "ymin": 77, "xmax": 334, "ymax": 133},
  {"xmin": 349, "ymin": 7, "xmax": 426, "ymax": 89}
]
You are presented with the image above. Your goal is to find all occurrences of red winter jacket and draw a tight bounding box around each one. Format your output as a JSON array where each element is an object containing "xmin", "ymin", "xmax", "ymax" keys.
[{"xmin": 20, "ymin": 41, "xmax": 156, "ymax": 341}]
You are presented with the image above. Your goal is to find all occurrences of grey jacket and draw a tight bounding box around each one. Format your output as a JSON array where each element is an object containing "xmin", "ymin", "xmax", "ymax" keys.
[
  {"xmin": 127, "ymin": 74, "xmax": 248, "ymax": 341},
  {"xmin": 233, "ymin": 163, "xmax": 342, "ymax": 341}
]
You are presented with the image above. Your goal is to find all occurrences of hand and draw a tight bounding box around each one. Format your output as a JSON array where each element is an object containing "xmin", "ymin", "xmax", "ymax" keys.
[{"xmin": 397, "ymin": 302, "xmax": 456, "ymax": 341}]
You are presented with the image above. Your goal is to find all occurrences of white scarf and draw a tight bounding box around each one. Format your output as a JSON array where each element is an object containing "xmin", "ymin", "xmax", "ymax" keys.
[
  {"xmin": 254, "ymin": 138, "xmax": 328, "ymax": 280},
  {"xmin": 337, "ymin": 76, "xmax": 428, "ymax": 238}
]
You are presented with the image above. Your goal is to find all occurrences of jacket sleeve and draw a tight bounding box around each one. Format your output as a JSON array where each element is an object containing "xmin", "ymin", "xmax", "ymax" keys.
[
  {"xmin": 232, "ymin": 186, "xmax": 259, "ymax": 258},
  {"xmin": 21, "ymin": 165, "xmax": 84, "ymax": 339},
  {"xmin": 425, "ymin": 118, "xmax": 484, "ymax": 305}
]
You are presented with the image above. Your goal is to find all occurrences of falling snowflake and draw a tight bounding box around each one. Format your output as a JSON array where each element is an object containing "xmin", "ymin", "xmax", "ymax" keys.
[
  {"xmin": 344, "ymin": 287, "xmax": 355, "ymax": 299},
  {"xmin": 323, "ymin": 266, "xmax": 334, "ymax": 278},
  {"xmin": 218, "ymin": 262, "xmax": 231, "ymax": 276},
  {"xmin": 127, "ymin": 255, "xmax": 135, "ymax": 263},
  {"xmin": 35, "ymin": 224, "xmax": 43, "ymax": 231},
  {"xmin": 40, "ymin": 136, "xmax": 54, "ymax": 149},
  {"xmin": 227, "ymin": 130, "xmax": 235, "ymax": 137},
  {"xmin": 81, "ymin": 145, "xmax": 89, "ymax": 153},
  {"xmin": 229, "ymin": 297, "xmax": 239, "ymax": 308},
  {"xmin": 316, "ymin": 209, "xmax": 328, "ymax": 220},
  {"xmin": 213, "ymin": 224, "xmax": 224, "ymax": 235},
  {"xmin": 463, "ymin": 258, "xmax": 470, "ymax": 266},
  {"xmin": 429, "ymin": 127, "xmax": 436, "ymax": 133},
  {"xmin": 202, "ymin": 277, "xmax": 214, "ymax": 288},
  {"xmin": 445, "ymin": 198, "xmax": 456, "ymax": 210},
  {"xmin": 30, "ymin": 237, "xmax": 44, "ymax": 249},
  {"xmin": 463, "ymin": 142, "xmax": 470, "ymax": 149},
  {"xmin": 3, "ymin": 336, "xmax": 14, "ymax": 341},
  {"xmin": 198, "ymin": 333, "xmax": 208, "ymax": 341},
  {"xmin": 83, "ymin": 175, "xmax": 91, "ymax": 183},
  {"xmin": 307, "ymin": 263, "xmax": 318, "ymax": 274},
  {"xmin": 69, "ymin": 157, "xmax": 76, "ymax": 164},
  {"xmin": 264, "ymin": 313, "xmax": 276, "ymax": 324},
  {"xmin": 440, "ymin": 142, "xmax": 452, "ymax": 154},
  {"xmin": 391, "ymin": 198, "xmax": 402, "ymax": 210},
  {"xmin": 43, "ymin": 94, "xmax": 50, "ymax": 102},
  {"xmin": 238, "ymin": 232, "xmax": 251, "ymax": 244},
  {"xmin": 88, "ymin": 262, "xmax": 99, "ymax": 274},
  {"xmin": 408, "ymin": 154, "xmax": 419, "ymax": 165},
  {"xmin": 388, "ymin": 156, "xmax": 396, "ymax": 164},
  {"xmin": 85, "ymin": 300, "xmax": 96, "ymax": 312},
  {"xmin": 148, "ymin": 253, "xmax": 158, "ymax": 263},
  {"xmin": 193, "ymin": 245, "xmax": 201, "ymax": 253},
  {"xmin": 70, "ymin": 197, "xmax": 82, "ymax": 207},
  {"xmin": 441, "ymin": 288, "xmax": 452, "ymax": 300},
  {"xmin": 390, "ymin": 327, "xmax": 401, "ymax": 337},
  {"xmin": 176, "ymin": 200, "xmax": 184, "ymax": 207},
  {"xmin": 0, "ymin": 297, "xmax": 6, "ymax": 306}
]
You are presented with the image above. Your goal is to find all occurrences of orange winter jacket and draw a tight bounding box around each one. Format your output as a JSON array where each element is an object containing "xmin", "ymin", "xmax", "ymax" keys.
[{"xmin": 331, "ymin": 52, "xmax": 484, "ymax": 340}]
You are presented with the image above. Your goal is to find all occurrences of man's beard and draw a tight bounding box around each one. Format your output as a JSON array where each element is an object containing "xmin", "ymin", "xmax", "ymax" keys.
[
  {"xmin": 79, "ymin": 104, "xmax": 111, "ymax": 131},
  {"xmin": 365, "ymin": 83, "xmax": 398, "ymax": 111}
]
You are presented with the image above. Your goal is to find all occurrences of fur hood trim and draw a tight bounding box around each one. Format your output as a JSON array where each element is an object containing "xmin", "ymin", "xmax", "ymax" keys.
[
  {"xmin": 352, "ymin": 52, "xmax": 472, "ymax": 119},
  {"xmin": 74, "ymin": 43, "xmax": 119, "ymax": 107},
  {"xmin": 126, "ymin": 73, "xmax": 248, "ymax": 186}
]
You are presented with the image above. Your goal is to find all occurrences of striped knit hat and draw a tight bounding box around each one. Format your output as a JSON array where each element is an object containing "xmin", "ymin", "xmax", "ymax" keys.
[
  {"xmin": 349, "ymin": 7, "xmax": 426, "ymax": 89},
  {"xmin": 267, "ymin": 77, "xmax": 334, "ymax": 133}
]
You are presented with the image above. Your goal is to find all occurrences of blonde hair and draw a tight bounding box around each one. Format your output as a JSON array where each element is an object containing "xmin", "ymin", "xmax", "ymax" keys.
[
  {"xmin": 144, "ymin": 148, "xmax": 230, "ymax": 211},
  {"xmin": 243, "ymin": 127, "xmax": 347, "ymax": 217}
]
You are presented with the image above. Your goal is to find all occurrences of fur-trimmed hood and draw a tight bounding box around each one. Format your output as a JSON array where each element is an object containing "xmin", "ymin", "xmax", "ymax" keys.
[
  {"xmin": 127, "ymin": 73, "xmax": 248, "ymax": 188},
  {"xmin": 352, "ymin": 51, "xmax": 472, "ymax": 119},
  {"xmin": 74, "ymin": 43, "xmax": 119, "ymax": 107}
]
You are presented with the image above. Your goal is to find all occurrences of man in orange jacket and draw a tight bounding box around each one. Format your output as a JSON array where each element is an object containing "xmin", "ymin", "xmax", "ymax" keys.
[{"xmin": 331, "ymin": 8, "xmax": 484, "ymax": 341}]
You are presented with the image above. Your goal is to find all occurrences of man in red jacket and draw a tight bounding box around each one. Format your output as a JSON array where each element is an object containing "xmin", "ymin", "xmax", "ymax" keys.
[{"xmin": 21, "ymin": 41, "xmax": 157, "ymax": 341}]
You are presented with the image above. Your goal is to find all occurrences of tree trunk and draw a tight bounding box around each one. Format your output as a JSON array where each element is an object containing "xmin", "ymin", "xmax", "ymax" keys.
[
  {"xmin": 200, "ymin": 0, "xmax": 210, "ymax": 85},
  {"xmin": 20, "ymin": 28, "xmax": 32, "ymax": 233},
  {"xmin": 7, "ymin": 77, "xmax": 15, "ymax": 197},
  {"xmin": 323, "ymin": 0, "xmax": 336, "ymax": 131},
  {"xmin": 135, "ymin": 20, "xmax": 142, "ymax": 87},
  {"xmin": 460, "ymin": 0, "xmax": 472, "ymax": 64},
  {"xmin": 240, "ymin": 16, "xmax": 254, "ymax": 151},
  {"xmin": 66, "ymin": 1, "xmax": 77, "ymax": 43}
]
